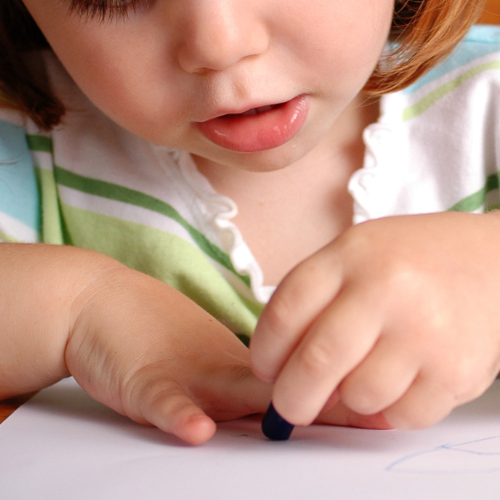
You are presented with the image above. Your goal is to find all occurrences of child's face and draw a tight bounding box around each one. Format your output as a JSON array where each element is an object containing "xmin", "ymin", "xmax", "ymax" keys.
[{"xmin": 23, "ymin": 0, "xmax": 394, "ymax": 172}]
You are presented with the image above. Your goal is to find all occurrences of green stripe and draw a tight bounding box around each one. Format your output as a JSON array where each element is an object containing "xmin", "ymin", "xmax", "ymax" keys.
[
  {"xmin": 26, "ymin": 133, "xmax": 252, "ymax": 286},
  {"xmin": 403, "ymin": 61, "xmax": 500, "ymax": 121},
  {"xmin": 54, "ymin": 165, "xmax": 251, "ymax": 286},
  {"xmin": 0, "ymin": 228, "xmax": 19, "ymax": 242},
  {"xmin": 61, "ymin": 203, "xmax": 261, "ymax": 335},
  {"xmin": 26, "ymin": 134, "xmax": 53, "ymax": 153},
  {"xmin": 34, "ymin": 167, "xmax": 65, "ymax": 244},
  {"xmin": 449, "ymin": 171, "xmax": 500, "ymax": 212}
]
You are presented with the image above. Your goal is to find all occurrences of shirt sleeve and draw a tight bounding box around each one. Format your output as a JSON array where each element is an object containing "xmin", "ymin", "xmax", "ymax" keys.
[{"xmin": 0, "ymin": 119, "xmax": 40, "ymax": 242}]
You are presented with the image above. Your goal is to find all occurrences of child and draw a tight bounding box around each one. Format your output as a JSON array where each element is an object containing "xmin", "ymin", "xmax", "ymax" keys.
[{"xmin": 0, "ymin": 0, "xmax": 497, "ymax": 445}]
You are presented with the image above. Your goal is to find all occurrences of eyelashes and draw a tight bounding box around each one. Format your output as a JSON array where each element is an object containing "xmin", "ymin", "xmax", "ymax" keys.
[{"xmin": 67, "ymin": 0, "xmax": 150, "ymax": 21}]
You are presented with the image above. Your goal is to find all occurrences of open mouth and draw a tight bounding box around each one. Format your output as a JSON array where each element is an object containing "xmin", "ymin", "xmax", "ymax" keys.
[
  {"xmin": 223, "ymin": 103, "xmax": 285, "ymax": 118},
  {"xmin": 196, "ymin": 95, "xmax": 309, "ymax": 153}
]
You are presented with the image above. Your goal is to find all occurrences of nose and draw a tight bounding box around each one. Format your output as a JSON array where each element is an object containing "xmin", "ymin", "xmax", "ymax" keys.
[{"xmin": 175, "ymin": 1, "xmax": 270, "ymax": 73}]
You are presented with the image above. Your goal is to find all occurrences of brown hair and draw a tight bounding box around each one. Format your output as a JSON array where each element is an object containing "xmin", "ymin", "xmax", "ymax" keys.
[
  {"xmin": 0, "ymin": 0, "xmax": 487, "ymax": 129},
  {"xmin": 0, "ymin": 1, "xmax": 64, "ymax": 129},
  {"xmin": 367, "ymin": 0, "xmax": 487, "ymax": 93}
]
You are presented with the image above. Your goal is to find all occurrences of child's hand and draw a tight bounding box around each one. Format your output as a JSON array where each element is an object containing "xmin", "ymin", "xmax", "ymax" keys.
[
  {"xmin": 66, "ymin": 266, "xmax": 271, "ymax": 445},
  {"xmin": 251, "ymin": 212, "xmax": 500, "ymax": 430}
]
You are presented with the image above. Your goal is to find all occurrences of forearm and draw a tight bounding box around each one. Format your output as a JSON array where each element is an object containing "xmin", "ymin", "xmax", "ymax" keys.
[{"xmin": 0, "ymin": 243, "xmax": 125, "ymax": 398}]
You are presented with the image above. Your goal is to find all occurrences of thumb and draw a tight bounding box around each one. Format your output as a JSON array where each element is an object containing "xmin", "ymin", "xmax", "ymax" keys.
[
  {"xmin": 136, "ymin": 378, "xmax": 218, "ymax": 445},
  {"xmin": 125, "ymin": 362, "xmax": 272, "ymax": 446}
]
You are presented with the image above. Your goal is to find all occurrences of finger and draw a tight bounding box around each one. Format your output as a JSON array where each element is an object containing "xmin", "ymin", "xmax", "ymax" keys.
[
  {"xmin": 251, "ymin": 246, "xmax": 344, "ymax": 382},
  {"xmin": 315, "ymin": 400, "xmax": 392, "ymax": 430},
  {"xmin": 338, "ymin": 336, "xmax": 419, "ymax": 415},
  {"xmin": 134, "ymin": 360, "xmax": 271, "ymax": 444},
  {"xmin": 382, "ymin": 375, "xmax": 457, "ymax": 430},
  {"xmin": 271, "ymin": 285, "xmax": 384, "ymax": 425},
  {"xmin": 135, "ymin": 379, "xmax": 217, "ymax": 445}
]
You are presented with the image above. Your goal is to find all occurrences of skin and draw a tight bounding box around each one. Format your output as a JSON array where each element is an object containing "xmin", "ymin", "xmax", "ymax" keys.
[
  {"xmin": 7, "ymin": 0, "xmax": 499, "ymax": 444},
  {"xmin": 23, "ymin": 0, "xmax": 391, "ymax": 169},
  {"xmin": 251, "ymin": 213, "xmax": 500, "ymax": 428}
]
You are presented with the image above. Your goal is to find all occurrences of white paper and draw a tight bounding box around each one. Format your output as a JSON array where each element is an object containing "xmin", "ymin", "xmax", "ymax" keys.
[{"xmin": 1, "ymin": 377, "xmax": 500, "ymax": 499}]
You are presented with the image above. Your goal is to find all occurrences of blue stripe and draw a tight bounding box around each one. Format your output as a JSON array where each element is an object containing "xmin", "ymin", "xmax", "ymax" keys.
[
  {"xmin": 0, "ymin": 120, "xmax": 40, "ymax": 232},
  {"xmin": 405, "ymin": 25, "xmax": 500, "ymax": 94}
]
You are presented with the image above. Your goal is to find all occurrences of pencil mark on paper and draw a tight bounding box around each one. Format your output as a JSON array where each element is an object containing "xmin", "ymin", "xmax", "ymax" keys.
[{"xmin": 386, "ymin": 435, "xmax": 500, "ymax": 474}]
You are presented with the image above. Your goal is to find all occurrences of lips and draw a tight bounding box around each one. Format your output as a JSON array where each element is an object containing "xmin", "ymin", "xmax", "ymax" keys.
[{"xmin": 196, "ymin": 95, "xmax": 309, "ymax": 153}]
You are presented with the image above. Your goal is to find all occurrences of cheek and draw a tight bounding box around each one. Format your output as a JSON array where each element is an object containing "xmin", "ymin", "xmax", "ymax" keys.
[
  {"xmin": 52, "ymin": 31, "xmax": 185, "ymax": 141},
  {"xmin": 290, "ymin": 0, "xmax": 393, "ymax": 83},
  {"xmin": 73, "ymin": 56, "xmax": 162, "ymax": 127},
  {"xmin": 27, "ymin": 4, "xmax": 181, "ymax": 139}
]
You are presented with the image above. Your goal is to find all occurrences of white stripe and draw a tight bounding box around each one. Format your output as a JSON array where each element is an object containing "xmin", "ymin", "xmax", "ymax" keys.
[
  {"xmin": 58, "ymin": 185, "xmax": 202, "ymax": 242},
  {"xmin": 406, "ymin": 51, "xmax": 500, "ymax": 103},
  {"xmin": 58, "ymin": 185, "xmax": 261, "ymax": 301},
  {"xmin": 0, "ymin": 211, "xmax": 38, "ymax": 242},
  {"xmin": 30, "ymin": 150, "xmax": 54, "ymax": 171}
]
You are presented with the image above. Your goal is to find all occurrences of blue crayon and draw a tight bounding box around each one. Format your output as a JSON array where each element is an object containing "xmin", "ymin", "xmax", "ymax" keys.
[{"xmin": 262, "ymin": 402, "xmax": 295, "ymax": 440}]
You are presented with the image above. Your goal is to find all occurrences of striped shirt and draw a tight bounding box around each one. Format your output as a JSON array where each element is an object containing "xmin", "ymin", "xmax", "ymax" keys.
[{"xmin": 0, "ymin": 24, "xmax": 500, "ymax": 339}]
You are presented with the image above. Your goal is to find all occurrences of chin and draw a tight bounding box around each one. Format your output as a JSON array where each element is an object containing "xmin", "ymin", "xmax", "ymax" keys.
[{"xmin": 197, "ymin": 138, "xmax": 318, "ymax": 174}]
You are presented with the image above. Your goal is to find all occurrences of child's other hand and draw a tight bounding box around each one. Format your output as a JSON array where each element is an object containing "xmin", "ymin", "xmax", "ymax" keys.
[
  {"xmin": 66, "ymin": 268, "xmax": 270, "ymax": 445},
  {"xmin": 251, "ymin": 212, "xmax": 500, "ymax": 430}
]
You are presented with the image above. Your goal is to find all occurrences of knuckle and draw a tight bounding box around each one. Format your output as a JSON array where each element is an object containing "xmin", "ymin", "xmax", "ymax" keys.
[
  {"xmin": 122, "ymin": 362, "xmax": 177, "ymax": 416},
  {"xmin": 339, "ymin": 379, "xmax": 386, "ymax": 415},
  {"xmin": 298, "ymin": 340, "xmax": 337, "ymax": 382},
  {"xmin": 263, "ymin": 291, "xmax": 296, "ymax": 334},
  {"xmin": 381, "ymin": 259, "xmax": 423, "ymax": 293}
]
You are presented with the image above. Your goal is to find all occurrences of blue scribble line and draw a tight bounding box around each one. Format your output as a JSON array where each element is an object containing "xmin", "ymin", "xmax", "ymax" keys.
[{"xmin": 386, "ymin": 435, "xmax": 500, "ymax": 475}]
